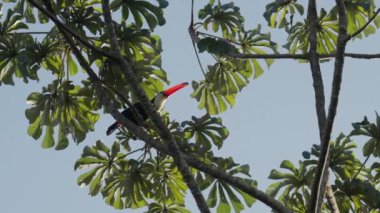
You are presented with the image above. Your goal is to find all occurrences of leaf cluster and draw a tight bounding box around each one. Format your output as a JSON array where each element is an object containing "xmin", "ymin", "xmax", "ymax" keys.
[{"xmin": 268, "ymin": 125, "xmax": 380, "ymax": 212}]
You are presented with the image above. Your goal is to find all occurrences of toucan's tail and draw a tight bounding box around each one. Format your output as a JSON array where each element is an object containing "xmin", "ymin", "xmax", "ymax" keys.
[{"xmin": 106, "ymin": 122, "xmax": 119, "ymax": 135}]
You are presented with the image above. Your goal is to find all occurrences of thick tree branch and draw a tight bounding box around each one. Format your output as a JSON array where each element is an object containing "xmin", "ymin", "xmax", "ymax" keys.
[
  {"xmin": 113, "ymin": 118, "xmax": 293, "ymax": 213},
  {"xmin": 306, "ymin": 1, "xmax": 336, "ymax": 213},
  {"xmin": 231, "ymin": 52, "xmax": 380, "ymax": 59},
  {"xmin": 346, "ymin": 8, "xmax": 380, "ymax": 41},
  {"xmin": 310, "ymin": 0, "xmax": 348, "ymax": 212},
  {"xmin": 100, "ymin": 0, "xmax": 210, "ymax": 212}
]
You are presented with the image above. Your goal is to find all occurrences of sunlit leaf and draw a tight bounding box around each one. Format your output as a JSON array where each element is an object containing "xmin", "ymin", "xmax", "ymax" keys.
[
  {"xmin": 284, "ymin": 9, "xmax": 338, "ymax": 55},
  {"xmin": 25, "ymin": 80, "xmax": 99, "ymax": 149},
  {"xmin": 263, "ymin": 0, "xmax": 304, "ymax": 28}
]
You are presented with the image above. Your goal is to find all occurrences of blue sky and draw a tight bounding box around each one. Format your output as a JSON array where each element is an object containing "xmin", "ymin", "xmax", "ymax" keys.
[{"xmin": 1, "ymin": 1, "xmax": 380, "ymax": 212}]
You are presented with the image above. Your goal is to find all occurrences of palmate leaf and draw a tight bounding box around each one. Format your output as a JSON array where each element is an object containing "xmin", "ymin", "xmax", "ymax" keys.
[
  {"xmin": 331, "ymin": 0, "xmax": 379, "ymax": 39},
  {"xmin": 281, "ymin": 192, "xmax": 308, "ymax": 213},
  {"xmin": 237, "ymin": 25, "xmax": 278, "ymax": 79},
  {"xmin": 144, "ymin": 158, "xmax": 187, "ymax": 204},
  {"xmin": 191, "ymin": 80, "xmax": 236, "ymax": 115},
  {"xmin": 100, "ymin": 50, "xmax": 168, "ymax": 104},
  {"xmin": 198, "ymin": 2, "xmax": 244, "ymax": 37},
  {"xmin": 337, "ymin": 179, "xmax": 380, "ymax": 210},
  {"xmin": 13, "ymin": 0, "xmax": 86, "ymax": 24},
  {"xmin": 263, "ymin": 0, "xmax": 304, "ymax": 28},
  {"xmin": 147, "ymin": 201, "xmax": 190, "ymax": 213},
  {"xmin": 284, "ymin": 9, "xmax": 338, "ymax": 55},
  {"xmin": 197, "ymin": 37, "xmax": 236, "ymax": 56},
  {"xmin": 0, "ymin": 33, "xmax": 37, "ymax": 85},
  {"xmin": 198, "ymin": 157, "xmax": 256, "ymax": 213},
  {"xmin": 101, "ymin": 159, "xmax": 153, "ymax": 209},
  {"xmin": 267, "ymin": 160, "xmax": 313, "ymax": 200},
  {"xmin": 0, "ymin": 9, "xmax": 28, "ymax": 34},
  {"xmin": 182, "ymin": 114, "xmax": 229, "ymax": 151},
  {"xmin": 191, "ymin": 57, "xmax": 252, "ymax": 115},
  {"xmin": 60, "ymin": 2, "xmax": 103, "ymax": 35},
  {"xmin": 117, "ymin": 24, "xmax": 162, "ymax": 60},
  {"xmin": 206, "ymin": 59, "xmax": 250, "ymax": 95},
  {"xmin": 25, "ymin": 80, "xmax": 99, "ymax": 149},
  {"xmin": 350, "ymin": 113, "xmax": 380, "ymax": 157},
  {"xmin": 25, "ymin": 33, "xmax": 65, "ymax": 73},
  {"xmin": 131, "ymin": 54, "xmax": 168, "ymax": 99},
  {"xmin": 75, "ymin": 141, "xmax": 127, "ymax": 196},
  {"xmin": 303, "ymin": 133, "xmax": 362, "ymax": 179},
  {"xmin": 110, "ymin": 0, "xmax": 166, "ymax": 30}
]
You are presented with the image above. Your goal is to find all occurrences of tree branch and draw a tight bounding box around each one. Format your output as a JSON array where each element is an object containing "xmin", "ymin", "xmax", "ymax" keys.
[
  {"xmin": 325, "ymin": 174, "xmax": 340, "ymax": 213},
  {"xmin": 26, "ymin": 0, "xmax": 113, "ymax": 59},
  {"xmin": 189, "ymin": 0, "xmax": 209, "ymax": 82},
  {"xmin": 100, "ymin": 0, "xmax": 210, "ymax": 212},
  {"xmin": 231, "ymin": 52, "xmax": 380, "ymax": 59},
  {"xmin": 113, "ymin": 118, "xmax": 293, "ymax": 213},
  {"xmin": 310, "ymin": 0, "xmax": 348, "ymax": 212},
  {"xmin": 306, "ymin": 1, "xmax": 334, "ymax": 212},
  {"xmin": 346, "ymin": 8, "xmax": 380, "ymax": 41}
]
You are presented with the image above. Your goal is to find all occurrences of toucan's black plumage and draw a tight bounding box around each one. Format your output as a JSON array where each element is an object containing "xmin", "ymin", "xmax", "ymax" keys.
[{"xmin": 106, "ymin": 82, "xmax": 188, "ymax": 135}]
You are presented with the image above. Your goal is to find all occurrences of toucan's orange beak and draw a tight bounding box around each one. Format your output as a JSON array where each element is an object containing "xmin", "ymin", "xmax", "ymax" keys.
[{"xmin": 162, "ymin": 82, "xmax": 188, "ymax": 97}]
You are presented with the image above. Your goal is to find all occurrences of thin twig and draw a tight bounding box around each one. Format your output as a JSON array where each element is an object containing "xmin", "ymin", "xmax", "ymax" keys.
[
  {"xmin": 9, "ymin": 31, "xmax": 50, "ymax": 34},
  {"xmin": 232, "ymin": 52, "xmax": 380, "ymax": 59},
  {"xmin": 352, "ymin": 155, "xmax": 371, "ymax": 180},
  {"xmin": 189, "ymin": 0, "xmax": 209, "ymax": 83},
  {"xmin": 197, "ymin": 31, "xmax": 242, "ymax": 46}
]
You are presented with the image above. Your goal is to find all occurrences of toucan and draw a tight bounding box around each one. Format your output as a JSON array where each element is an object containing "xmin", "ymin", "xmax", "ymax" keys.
[{"xmin": 106, "ymin": 82, "xmax": 188, "ymax": 135}]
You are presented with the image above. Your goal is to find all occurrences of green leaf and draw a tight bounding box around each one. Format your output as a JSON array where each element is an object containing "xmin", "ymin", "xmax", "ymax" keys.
[
  {"xmin": 197, "ymin": 37, "xmax": 235, "ymax": 55},
  {"xmin": 41, "ymin": 125, "xmax": 55, "ymax": 148},
  {"xmin": 191, "ymin": 80, "xmax": 237, "ymax": 115},
  {"xmin": 264, "ymin": 1, "xmax": 304, "ymax": 28},
  {"xmin": 217, "ymin": 184, "xmax": 231, "ymax": 213},
  {"xmin": 115, "ymin": 0, "xmax": 166, "ymax": 30},
  {"xmin": 27, "ymin": 115, "xmax": 42, "ymax": 139},
  {"xmin": 331, "ymin": 0, "xmax": 379, "ymax": 39},
  {"xmin": 183, "ymin": 115, "xmax": 229, "ymax": 152},
  {"xmin": 284, "ymin": 9, "xmax": 338, "ymax": 54},
  {"xmin": 280, "ymin": 160, "xmax": 296, "ymax": 172},
  {"xmin": 199, "ymin": 2, "xmax": 243, "ymax": 37},
  {"xmin": 25, "ymin": 80, "xmax": 99, "ymax": 149},
  {"xmin": 67, "ymin": 53, "xmax": 78, "ymax": 76}
]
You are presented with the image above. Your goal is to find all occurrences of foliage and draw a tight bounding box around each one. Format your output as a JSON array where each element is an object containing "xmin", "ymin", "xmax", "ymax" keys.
[
  {"xmin": 196, "ymin": 157, "xmax": 256, "ymax": 213},
  {"xmin": 264, "ymin": 0, "xmax": 304, "ymax": 28},
  {"xmin": 267, "ymin": 160, "xmax": 313, "ymax": 212},
  {"xmin": 350, "ymin": 113, "xmax": 380, "ymax": 157},
  {"xmin": 268, "ymin": 132, "xmax": 380, "ymax": 212},
  {"xmin": 331, "ymin": 0, "xmax": 380, "ymax": 38},
  {"xmin": 25, "ymin": 80, "xmax": 99, "ymax": 149},
  {"xmin": 1, "ymin": 0, "xmax": 380, "ymax": 212},
  {"xmin": 182, "ymin": 114, "xmax": 229, "ymax": 151},
  {"xmin": 284, "ymin": 9, "xmax": 338, "ymax": 54},
  {"xmin": 198, "ymin": 2, "xmax": 244, "ymax": 37}
]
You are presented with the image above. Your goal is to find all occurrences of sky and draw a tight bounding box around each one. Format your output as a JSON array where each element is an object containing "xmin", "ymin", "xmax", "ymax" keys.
[{"xmin": 1, "ymin": 1, "xmax": 380, "ymax": 212}]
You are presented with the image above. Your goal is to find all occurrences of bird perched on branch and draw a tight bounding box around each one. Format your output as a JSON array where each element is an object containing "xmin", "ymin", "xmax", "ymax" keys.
[{"xmin": 106, "ymin": 82, "xmax": 188, "ymax": 135}]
